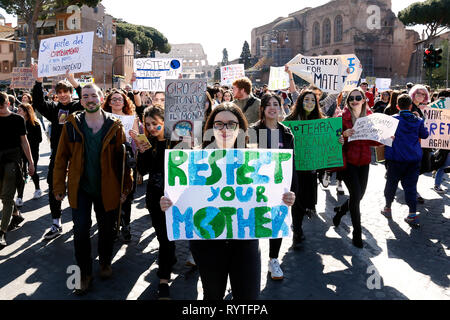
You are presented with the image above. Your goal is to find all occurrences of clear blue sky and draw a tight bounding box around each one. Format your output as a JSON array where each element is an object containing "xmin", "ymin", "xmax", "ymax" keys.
[{"xmin": 0, "ymin": 0, "xmax": 427, "ymax": 65}]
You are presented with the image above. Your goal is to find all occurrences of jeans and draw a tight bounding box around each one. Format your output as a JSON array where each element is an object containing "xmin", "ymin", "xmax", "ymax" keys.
[
  {"xmin": 384, "ymin": 160, "xmax": 420, "ymax": 213},
  {"xmin": 336, "ymin": 164, "xmax": 370, "ymax": 239},
  {"xmin": 190, "ymin": 239, "xmax": 261, "ymax": 300},
  {"xmin": 71, "ymin": 189, "xmax": 116, "ymax": 277},
  {"xmin": 146, "ymin": 184, "xmax": 176, "ymax": 280},
  {"xmin": 435, "ymin": 153, "xmax": 450, "ymax": 187},
  {"xmin": 0, "ymin": 162, "xmax": 19, "ymax": 232},
  {"xmin": 48, "ymin": 156, "xmax": 62, "ymax": 220}
]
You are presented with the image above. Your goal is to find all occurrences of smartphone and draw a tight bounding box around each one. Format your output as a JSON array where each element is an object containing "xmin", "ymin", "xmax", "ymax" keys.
[{"xmin": 136, "ymin": 134, "xmax": 151, "ymax": 146}]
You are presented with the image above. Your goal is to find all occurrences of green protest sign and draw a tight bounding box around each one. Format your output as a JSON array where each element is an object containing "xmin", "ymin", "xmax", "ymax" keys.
[{"xmin": 283, "ymin": 118, "xmax": 343, "ymax": 171}]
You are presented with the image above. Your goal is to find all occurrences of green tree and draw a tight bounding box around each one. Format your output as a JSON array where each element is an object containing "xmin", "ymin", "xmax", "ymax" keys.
[
  {"xmin": 115, "ymin": 20, "xmax": 170, "ymax": 57},
  {"xmin": 221, "ymin": 48, "xmax": 228, "ymax": 66},
  {"xmin": 398, "ymin": 0, "xmax": 450, "ymax": 45},
  {"xmin": 0, "ymin": 0, "xmax": 100, "ymax": 66},
  {"xmin": 239, "ymin": 41, "xmax": 252, "ymax": 69}
]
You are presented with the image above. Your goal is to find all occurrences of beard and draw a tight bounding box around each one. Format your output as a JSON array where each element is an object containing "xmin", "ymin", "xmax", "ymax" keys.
[{"xmin": 84, "ymin": 103, "xmax": 100, "ymax": 113}]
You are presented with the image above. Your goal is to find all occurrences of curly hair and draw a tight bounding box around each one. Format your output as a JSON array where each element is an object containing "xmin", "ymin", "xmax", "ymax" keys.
[{"xmin": 102, "ymin": 89, "xmax": 136, "ymax": 115}]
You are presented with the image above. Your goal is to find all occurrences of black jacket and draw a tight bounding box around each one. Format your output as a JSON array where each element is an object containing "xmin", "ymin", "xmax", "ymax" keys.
[{"xmin": 32, "ymin": 81, "xmax": 83, "ymax": 153}]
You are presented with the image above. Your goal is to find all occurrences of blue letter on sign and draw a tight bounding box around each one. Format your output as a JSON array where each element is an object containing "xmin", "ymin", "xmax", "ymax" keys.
[
  {"xmin": 271, "ymin": 205, "xmax": 289, "ymax": 237},
  {"xmin": 172, "ymin": 206, "xmax": 194, "ymax": 240}
]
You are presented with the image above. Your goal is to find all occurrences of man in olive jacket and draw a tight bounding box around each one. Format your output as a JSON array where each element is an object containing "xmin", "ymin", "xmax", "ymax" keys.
[
  {"xmin": 53, "ymin": 84, "xmax": 133, "ymax": 295},
  {"xmin": 232, "ymin": 77, "xmax": 261, "ymax": 125}
]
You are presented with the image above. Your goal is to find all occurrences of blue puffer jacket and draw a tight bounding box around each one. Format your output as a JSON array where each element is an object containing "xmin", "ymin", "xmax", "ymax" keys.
[{"xmin": 385, "ymin": 110, "xmax": 429, "ymax": 162}]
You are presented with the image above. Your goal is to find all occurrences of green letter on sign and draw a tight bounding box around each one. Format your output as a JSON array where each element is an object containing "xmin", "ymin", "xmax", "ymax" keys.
[
  {"xmin": 273, "ymin": 152, "xmax": 291, "ymax": 184},
  {"xmin": 254, "ymin": 207, "xmax": 272, "ymax": 238},
  {"xmin": 168, "ymin": 151, "xmax": 188, "ymax": 186}
]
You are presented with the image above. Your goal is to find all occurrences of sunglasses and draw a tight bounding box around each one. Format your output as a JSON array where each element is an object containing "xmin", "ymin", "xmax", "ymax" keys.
[
  {"xmin": 213, "ymin": 121, "xmax": 239, "ymax": 131},
  {"xmin": 348, "ymin": 96, "xmax": 364, "ymax": 102}
]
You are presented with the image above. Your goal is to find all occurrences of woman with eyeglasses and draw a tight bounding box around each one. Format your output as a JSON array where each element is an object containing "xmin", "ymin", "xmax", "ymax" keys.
[
  {"xmin": 160, "ymin": 102, "xmax": 296, "ymax": 300},
  {"xmin": 285, "ymin": 90, "xmax": 326, "ymax": 249},
  {"xmin": 332, "ymin": 88, "xmax": 380, "ymax": 248},
  {"xmin": 102, "ymin": 89, "xmax": 139, "ymax": 242},
  {"xmin": 409, "ymin": 84, "xmax": 430, "ymax": 119},
  {"xmin": 249, "ymin": 93, "xmax": 298, "ymax": 281}
]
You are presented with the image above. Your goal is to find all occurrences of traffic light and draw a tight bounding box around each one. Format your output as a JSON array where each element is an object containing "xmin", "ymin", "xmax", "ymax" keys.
[
  {"xmin": 423, "ymin": 46, "xmax": 434, "ymax": 69},
  {"xmin": 433, "ymin": 48, "xmax": 443, "ymax": 69}
]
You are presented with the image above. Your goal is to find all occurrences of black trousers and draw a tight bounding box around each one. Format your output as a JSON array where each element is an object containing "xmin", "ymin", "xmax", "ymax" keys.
[
  {"xmin": 190, "ymin": 239, "xmax": 260, "ymax": 300},
  {"xmin": 121, "ymin": 169, "xmax": 137, "ymax": 226},
  {"xmin": 17, "ymin": 151, "xmax": 40, "ymax": 199},
  {"xmin": 71, "ymin": 189, "xmax": 116, "ymax": 277},
  {"xmin": 146, "ymin": 184, "xmax": 176, "ymax": 280},
  {"xmin": 336, "ymin": 164, "xmax": 369, "ymax": 239},
  {"xmin": 48, "ymin": 156, "xmax": 62, "ymax": 220},
  {"xmin": 292, "ymin": 171, "xmax": 318, "ymax": 233}
]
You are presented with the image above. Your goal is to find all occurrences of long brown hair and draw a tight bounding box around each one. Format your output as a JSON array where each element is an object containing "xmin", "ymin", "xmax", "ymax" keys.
[
  {"xmin": 18, "ymin": 103, "xmax": 39, "ymax": 126},
  {"xmin": 259, "ymin": 92, "xmax": 282, "ymax": 123},
  {"xmin": 345, "ymin": 88, "xmax": 368, "ymax": 124},
  {"xmin": 102, "ymin": 89, "xmax": 135, "ymax": 115},
  {"xmin": 202, "ymin": 102, "xmax": 248, "ymax": 149},
  {"xmin": 385, "ymin": 90, "xmax": 400, "ymax": 113},
  {"xmin": 285, "ymin": 90, "xmax": 324, "ymax": 121}
]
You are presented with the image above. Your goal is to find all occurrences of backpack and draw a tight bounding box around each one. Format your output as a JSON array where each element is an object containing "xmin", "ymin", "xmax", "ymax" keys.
[{"xmin": 243, "ymin": 97, "xmax": 256, "ymax": 113}]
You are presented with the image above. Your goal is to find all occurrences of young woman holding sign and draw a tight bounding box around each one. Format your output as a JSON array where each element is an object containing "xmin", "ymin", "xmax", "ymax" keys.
[
  {"xmin": 250, "ymin": 93, "xmax": 298, "ymax": 281},
  {"xmin": 102, "ymin": 89, "xmax": 139, "ymax": 242},
  {"xmin": 160, "ymin": 102, "xmax": 296, "ymax": 300},
  {"xmin": 285, "ymin": 90, "xmax": 325, "ymax": 249},
  {"xmin": 333, "ymin": 88, "xmax": 379, "ymax": 248}
]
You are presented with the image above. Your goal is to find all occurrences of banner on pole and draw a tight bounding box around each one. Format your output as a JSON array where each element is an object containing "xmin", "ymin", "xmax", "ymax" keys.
[
  {"xmin": 133, "ymin": 58, "xmax": 182, "ymax": 91},
  {"xmin": 38, "ymin": 32, "xmax": 94, "ymax": 78},
  {"xmin": 286, "ymin": 53, "xmax": 362, "ymax": 93},
  {"xmin": 164, "ymin": 149, "xmax": 293, "ymax": 241}
]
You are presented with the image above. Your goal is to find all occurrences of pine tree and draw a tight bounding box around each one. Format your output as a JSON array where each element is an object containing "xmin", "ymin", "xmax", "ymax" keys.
[{"xmin": 239, "ymin": 41, "xmax": 252, "ymax": 69}]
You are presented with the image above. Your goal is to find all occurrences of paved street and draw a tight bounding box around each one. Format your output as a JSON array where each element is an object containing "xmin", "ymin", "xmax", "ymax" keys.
[{"xmin": 0, "ymin": 127, "xmax": 449, "ymax": 300}]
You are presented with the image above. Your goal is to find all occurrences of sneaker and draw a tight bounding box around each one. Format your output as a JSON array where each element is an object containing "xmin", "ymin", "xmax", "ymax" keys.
[
  {"xmin": 0, "ymin": 231, "xmax": 6, "ymax": 247},
  {"xmin": 337, "ymin": 183, "xmax": 345, "ymax": 195},
  {"xmin": 404, "ymin": 215, "xmax": 420, "ymax": 229},
  {"xmin": 33, "ymin": 190, "xmax": 43, "ymax": 199},
  {"xmin": 380, "ymin": 207, "xmax": 392, "ymax": 219},
  {"xmin": 74, "ymin": 275, "xmax": 92, "ymax": 296},
  {"xmin": 44, "ymin": 224, "xmax": 62, "ymax": 240},
  {"xmin": 158, "ymin": 283, "xmax": 170, "ymax": 300},
  {"xmin": 7, "ymin": 215, "xmax": 25, "ymax": 231},
  {"xmin": 433, "ymin": 186, "xmax": 445, "ymax": 194},
  {"xmin": 99, "ymin": 264, "xmax": 112, "ymax": 280},
  {"xmin": 268, "ymin": 258, "xmax": 284, "ymax": 280},
  {"xmin": 15, "ymin": 198, "xmax": 23, "ymax": 207},
  {"xmin": 185, "ymin": 252, "xmax": 196, "ymax": 267},
  {"xmin": 121, "ymin": 224, "xmax": 131, "ymax": 242}
]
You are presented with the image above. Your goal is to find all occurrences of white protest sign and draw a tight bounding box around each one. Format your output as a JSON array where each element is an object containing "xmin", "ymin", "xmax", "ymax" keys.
[
  {"xmin": 220, "ymin": 64, "xmax": 245, "ymax": 87},
  {"xmin": 268, "ymin": 67, "xmax": 290, "ymax": 90},
  {"xmin": 10, "ymin": 67, "xmax": 35, "ymax": 89},
  {"xmin": 348, "ymin": 113, "xmax": 399, "ymax": 147},
  {"xmin": 421, "ymin": 108, "xmax": 450, "ymax": 150},
  {"xmin": 375, "ymin": 78, "xmax": 391, "ymax": 91},
  {"xmin": 133, "ymin": 58, "xmax": 182, "ymax": 91},
  {"xmin": 77, "ymin": 78, "xmax": 94, "ymax": 87},
  {"xmin": 108, "ymin": 113, "xmax": 136, "ymax": 143},
  {"xmin": 428, "ymin": 98, "xmax": 450, "ymax": 110},
  {"xmin": 164, "ymin": 149, "xmax": 293, "ymax": 241},
  {"xmin": 38, "ymin": 32, "xmax": 94, "ymax": 77},
  {"xmin": 286, "ymin": 53, "xmax": 362, "ymax": 93}
]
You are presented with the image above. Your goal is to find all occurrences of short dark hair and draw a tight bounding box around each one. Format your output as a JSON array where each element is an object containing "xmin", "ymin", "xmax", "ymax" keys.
[
  {"xmin": 0, "ymin": 92, "xmax": 8, "ymax": 106},
  {"xmin": 360, "ymin": 81, "xmax": 368, "ymax": 86},
  {"xmin": 55, "ymin": 80, "xmax": 74, "ymax": 94},
  {"xmin": 397, "ymin": 94, "xmax": 412, "ymax": 110}
]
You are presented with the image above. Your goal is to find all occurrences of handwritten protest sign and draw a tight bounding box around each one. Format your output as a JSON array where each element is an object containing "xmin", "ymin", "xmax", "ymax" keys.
[
  {"xmin": 164, "ymin": 149, "xmax": 293, "ymax": 241},
  {"xmin": 133, "ymin": 58, "xmax": 182, "ymax": 91},
  {"xmin": 108, "ymin": 113, "xmax": 136, "ymax": 143},
  {"xmin": 286, "ymin": 54, "xmax": 362, "ymax": 93},
  {"xmin": 165, "ymin": 79, "xmax": 207, "ymax": 144},
  {"xmin": 428, "ymin": 98, "xmax": 450, "ymax": 110},
  {"xmin": 38, "ymin": 32, "xmax": 94, "ymax": 78},
  {"xmin": 366, "ymin": 77, "xmax": 377, "ymax": 86},
  {"xmin": 421, "ymin": 108, "xmax": 450, "ymax": 150},
  {"xmin": 220, "ymin": 64, "xmax": 245, "ymax": 87},
  {"xmin": 268, "ymin": 67, "xmax": 290, "ymax": 90},
  {"xmin": 375, "ymin": 78, "xmax": 391, "ymax": 91},
  {"xmin": 10, "ymin": 68, "xmax": 35, "ymax": 89},
  {"xmin": 348, "ymin": 113, "xmax": 399, "ymax": 147},
  {"xmin": 283, "ymin": 118, "xmax": 343, "ymax": 171},
  {"xmin": 77, "ymin": 77, "xmax": 94, "ymax": 87}
]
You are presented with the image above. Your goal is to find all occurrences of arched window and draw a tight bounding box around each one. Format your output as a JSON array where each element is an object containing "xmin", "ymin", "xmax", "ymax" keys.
[
  {"xmin": 334, "ymin": 15, "xmax": 343, "ymax": 42},
  {"xmin": 323, "ymin": 18, "xmax": 331, "ymax": 45},
  {"xmin": 256, "ymin": 38, "xmax": 261, "ymax": 56},
  {"xmin": 313, "ymin": 22, "xmax": 320, "ymax": 47}
]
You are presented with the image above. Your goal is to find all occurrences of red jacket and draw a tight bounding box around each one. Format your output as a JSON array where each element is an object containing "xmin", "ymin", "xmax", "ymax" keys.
[
  {"xmin": 365, "ymin": 91, "xmax": 375, "ymax": 108},
  {"xmin": 341, "ymin": 107, "xmax": 379, "ymax": 166}
]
